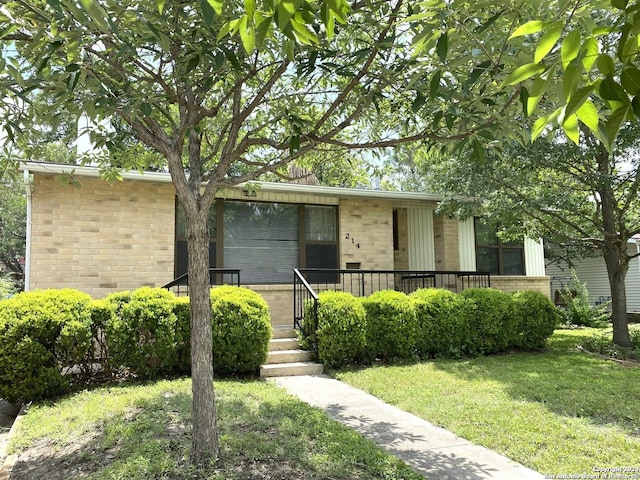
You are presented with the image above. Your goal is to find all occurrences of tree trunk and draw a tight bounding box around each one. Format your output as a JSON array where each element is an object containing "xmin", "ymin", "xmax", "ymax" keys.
[
  {"xmin": 185, "ymin": 204, "xmax": 220, "ymax": 466},
  {"xmin": 602, "ymin": 242, "xmax": 632, "ymax": 348},
  {"xmin": 597, "ymin": 146, "xmax": 631, "ymax": 348}
]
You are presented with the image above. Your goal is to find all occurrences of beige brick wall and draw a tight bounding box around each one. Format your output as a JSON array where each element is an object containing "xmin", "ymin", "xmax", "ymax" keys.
[
  {"xmin": 339, "ymin": 198, "xmax": 394, "ymax": 270},
  {"xmin": 433, "ymin": 214, "xmax": 460, "ymax": 271},
  {"xmin": 247, "ymin": 285, "xmax": 295, "ymax": 329},
  {"xmin": 489, "ymin": 276, "xmax": 551, "ymax": 297},
  {"xmin": 30, "ymin": 174, "xmax": 176, "ymax": 298}
]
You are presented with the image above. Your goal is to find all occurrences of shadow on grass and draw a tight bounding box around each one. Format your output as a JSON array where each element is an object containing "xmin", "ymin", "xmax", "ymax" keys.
[
  {"xmin": 431, "ymin": 330, "xmax": 640, "ymax": 435},
  {"xmin": 9, "ymin": 379, "xmax": 425, "ymax": 480},
  {"xmin": 10, "ymin": 386, "xmax": 194, "ymax": 480}
]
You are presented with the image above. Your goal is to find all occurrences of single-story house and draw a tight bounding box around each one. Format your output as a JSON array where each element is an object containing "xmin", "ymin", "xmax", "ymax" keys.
[
  {"xmin": 545, "ymin": 239, "xmax": 640, "ymax": 312},
  {"xmin": 20, "ymin": 161, "xmax": 550, "ymax": 328}
]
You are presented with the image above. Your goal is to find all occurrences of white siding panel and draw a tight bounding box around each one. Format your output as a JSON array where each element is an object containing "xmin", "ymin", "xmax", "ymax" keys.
[
  {"xmin": 458, "ymin": 218, "xmax": 476, "ymax": 271},
  {"xmin": 408, "ymin": 208, "xmax": 435, "ymax": 270},
  {"xmin": 524, "ymin": 237, "xmax": 545, "ymax": 276},
  {"xmin": 545, "ymin": 243, "xmax": 640, "ymax": 311}
]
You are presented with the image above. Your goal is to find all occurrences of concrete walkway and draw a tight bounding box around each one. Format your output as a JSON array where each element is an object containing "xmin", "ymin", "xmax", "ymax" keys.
[{"xmin": 271, "ymin": 375, "xmax": 543, "ymax": 480}]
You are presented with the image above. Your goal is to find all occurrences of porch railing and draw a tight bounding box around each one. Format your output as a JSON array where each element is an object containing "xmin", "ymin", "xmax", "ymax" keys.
[
  {"xmin": 162, "ymin": 268, "xmax": 241, "ymax": 296},
  {"xmin": 293, "ymin": 269, "xmax": 490, "ymax": 353},
  {"xmin": 294, "ymin": 269, "xmax": 490, "ymax": 298},
  {"xmin": 293, "ymin": 269, "xmax": 320, "ymax": 354}
]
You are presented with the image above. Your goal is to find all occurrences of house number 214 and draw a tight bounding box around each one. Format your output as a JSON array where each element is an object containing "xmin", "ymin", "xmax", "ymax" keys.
[{"xmin": 344, "ymin": 233, "xmax": 360, "ymax": 248}]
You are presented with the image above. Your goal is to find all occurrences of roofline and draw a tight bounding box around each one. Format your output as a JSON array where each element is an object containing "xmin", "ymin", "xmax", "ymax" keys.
[{"xmin": 20, "ymin": 161, "xmax": 444, "ymax": 202}]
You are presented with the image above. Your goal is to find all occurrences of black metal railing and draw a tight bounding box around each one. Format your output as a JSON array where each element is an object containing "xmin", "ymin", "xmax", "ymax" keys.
[
  {"xmin": 162, "ymin": 268, "xmax": 241, "ymax": 296},
  {"xmin": 293, "ymin": 269, "xmax": 320, "ymax": 354},
  {"xmin": 295, "ymin": 269, "xmax": 490, "ymax": 298},
  {"xmin": 293, "ymin": 269, "xmax": 490, "ymax": 354}
]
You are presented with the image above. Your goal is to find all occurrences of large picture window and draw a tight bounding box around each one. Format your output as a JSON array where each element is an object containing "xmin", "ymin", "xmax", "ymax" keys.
[
  {"xmin": 175, "ymin": 200, "xmax": 338, "ymax": 284},
  {"xmin": 224, "ymin": 201, "xmax": 299, "ymax": 283},
  {"xmin": 175, "ymin": 199, "xmax": 217, "ymax": 278},
  {"xmin": 474, "ymin": 218, "xmax": 524, "ymax": 275}
]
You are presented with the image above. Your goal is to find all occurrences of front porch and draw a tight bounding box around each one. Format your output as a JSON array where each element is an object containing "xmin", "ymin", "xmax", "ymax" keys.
[{"xmin": 163, "ymin": 268, "xmax": 550, "ymax": 330}]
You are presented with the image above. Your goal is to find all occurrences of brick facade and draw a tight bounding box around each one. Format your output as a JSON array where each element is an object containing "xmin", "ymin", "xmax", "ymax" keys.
[
  {"xmin": 489, "ymin": 276, "xmax": 551, "ymax": 298},
  {"xmin": 26, "ymin": 170, "xmax": 551, "ymax": 326},
  {"xmin": 29, "ymin": 174, "xmax": 175, "ymax": 298}
]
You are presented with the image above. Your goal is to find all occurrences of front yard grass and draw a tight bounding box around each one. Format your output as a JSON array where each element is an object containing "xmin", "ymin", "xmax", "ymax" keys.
[
  {"xmin": 335, "ymin": 328, "xmax": 640, "ymax": 476},
  {"xmin": 7, "ymin": 378, "xmax": 422, "ymax": 480}
]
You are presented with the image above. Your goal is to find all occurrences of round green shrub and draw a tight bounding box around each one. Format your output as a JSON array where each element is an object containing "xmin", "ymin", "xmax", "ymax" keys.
[
  {"xmin": 630, "ymin": 326, "xmax": 640, "ymax": 350},
  {"xmin": 512, "ymin": 290, "xmax": 559, "ymax": 349},
  {"xmin": 0, "ymin": 289, "xmax": 93, "ymax": 402},
  {"xmin": 314, "ymin": 291, "xmax": 367, "ymax": 368},
  {"xmin": 460, "ymin": 288, "xmax": 517, "ymax": 355},
  {"xmin": 210, "ymin": 286, "xmax": 271, "ymax": 374},
  {"xmin": 361, "ymin": 290, "xmax": 417, "ymax": 361},
  {"xmin": 105, "ymin": 287, "xmax": 180, "ymax": 379},
  {"xmin": 411, "ymin": 288, "xmax": 472, "ymax": 359},
  {"xmin": 89, "ymin": 299, "xmax": 115, "ymax": 371},
  {"xmin": 173, "ymin": 296, "xmax": 192, "ymax": 374}
]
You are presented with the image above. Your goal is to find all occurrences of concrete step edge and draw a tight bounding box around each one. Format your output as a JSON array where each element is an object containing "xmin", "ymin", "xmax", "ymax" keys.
[
  {"xmin": 266, "ymin": 350, "xmax": 312, "ymax": 364},
  {"xmin": 260, "ymin": 362, "xmax": 324, "ymax": 378},
  {"xmin": 269, "ymin": 338, "xmax": 300, "ymax": 351}
]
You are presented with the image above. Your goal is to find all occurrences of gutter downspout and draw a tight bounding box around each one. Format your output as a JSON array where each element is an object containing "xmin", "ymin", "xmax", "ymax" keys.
[{"xmin": 23, "ymin": 169, "xmax": 32, "ymax": 291}]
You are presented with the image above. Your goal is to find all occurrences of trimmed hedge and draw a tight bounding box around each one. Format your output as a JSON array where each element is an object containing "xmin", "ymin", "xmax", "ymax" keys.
[
  {"xmin": 411, "ymin": 288, "xmax": 472, "ymax": 359},
  {"xmin": 512, "ymin": 290, "xmax": 559, "ymax": 349},
  {"xmin": 173, "ymin": 296, "xmax": 192, "ymax": 374},
  {"xmin": 210, "ymin": 286, "xmax": 272, "ymax": 374},
  {"xmin": 314, "ymin": 291, "xmax": 367, "ymax": 368},
  {"xmin": 0, "ymin": 289, "xmax": 93, "ymax": 402},
  {"xmin": 105, "ymin": 287, "xmax": 180, "ymax": 379},
  {"xmin": 361, "ymin": 290, "xmax": 417, "ymax": 361},
  {"xmin": 459, "ymin": 288, "xmax": 517, "ymax": 355}
]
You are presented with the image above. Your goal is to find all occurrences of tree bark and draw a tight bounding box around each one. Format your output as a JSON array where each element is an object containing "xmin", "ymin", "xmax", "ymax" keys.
[
  {"xmin": 602, "ymin": 241, "xmax": 632, "ymax": 348},
  {"xmin": 597, "ymin": 147, "xmax": 632, "ymax": 348},
  {"xmin": 184, "ymin": 201, "xmax": 220, "ymax": 466}
]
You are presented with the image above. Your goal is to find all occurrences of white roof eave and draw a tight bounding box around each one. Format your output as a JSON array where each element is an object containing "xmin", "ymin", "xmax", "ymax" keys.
[{"xmin": 19, "ymin": 160, "xmax": 445, "ymax": 202}]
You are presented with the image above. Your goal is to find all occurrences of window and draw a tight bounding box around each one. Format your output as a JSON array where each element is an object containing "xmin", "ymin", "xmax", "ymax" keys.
[
  {"xmin": 474, "ymin": 218, "xmax": 524, "ymax": 275},
  {"xmin": 224, "ymin": 201, "xmax": 299, "ymax": 283},
  {"xmin": 304, "ymin": 205, "xmax": 338, "ymax": 282},
  {"xmin": 175, "ymin": 200, "xmax": 338, "ymax": 284},
  {"xmin": 175, "ymin": 199, "xmax": 217, "ymax": 278}
]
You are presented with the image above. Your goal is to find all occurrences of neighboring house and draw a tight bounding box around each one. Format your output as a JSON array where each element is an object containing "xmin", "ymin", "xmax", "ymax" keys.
[
  {"xmin": 19, "ymin": 161, "xmax": 549, "ymax": 326},
  {"xmin": 546, "ymin": 239, "xmax": 640, "ymax": 312}
]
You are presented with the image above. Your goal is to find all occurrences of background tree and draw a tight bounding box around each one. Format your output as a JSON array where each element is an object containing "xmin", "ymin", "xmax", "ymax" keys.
[
  {"xmin": 411, "ymin": 122, "xmax": 640, "ymax": 348},
  {"xmin": 0, "ymin": 173, "xmax": 26, "ymax": 287}
]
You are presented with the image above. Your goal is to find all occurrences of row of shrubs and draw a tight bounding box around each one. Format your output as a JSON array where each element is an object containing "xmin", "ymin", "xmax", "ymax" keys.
[
  {"xmin": 302, "ymin": 288, "xmax": 559, "ymax": 368},
  {"xmin": 0, "ymin": 286, "xmax": 272, "ymax": 403}
]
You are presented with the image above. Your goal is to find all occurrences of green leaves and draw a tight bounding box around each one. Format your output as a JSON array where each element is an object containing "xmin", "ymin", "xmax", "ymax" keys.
[
  {"xmin": 436, "ymin": 31, "xmax": 448, "ymax": 62},
  {"xmin": 535, "ymin": 25, "xmax": 562, "ymax": 63},
  {"xmin": 501, "ymin": 63, "xmax": 546, "ymax": 87},
  {"xmin": 510, "ymin": 20, "xmax": 547, "ymax": 39},
  {"xmin": 561, "ymin": 30, "xmax": 581, "ymax": 70},
  {"xmin": 621, "ymin": 66, "xmax": 640, "ymax": 95}
]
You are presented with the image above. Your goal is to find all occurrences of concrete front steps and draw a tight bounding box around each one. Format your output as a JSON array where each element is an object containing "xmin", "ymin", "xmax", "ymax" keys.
[{"xmin": 260, "ymin": 328, "xmax": 324, "ymax": 377}]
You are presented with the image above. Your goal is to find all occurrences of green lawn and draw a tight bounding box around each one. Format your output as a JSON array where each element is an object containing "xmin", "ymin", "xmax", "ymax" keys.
[
  {"xmin": 335, "ymin": 328, "xmax": 640, "ymax": 476},
  {"xmin": 8, "ymin": 379, "xmax": 422, "ymax": 480}
]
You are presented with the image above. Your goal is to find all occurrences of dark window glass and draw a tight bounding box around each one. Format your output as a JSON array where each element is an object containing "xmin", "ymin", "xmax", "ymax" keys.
[
  {"xmin": 476, "ymin": 247, "xmax": 500, "ymax": 275},
  {"xmin": 175, "ymin": 200, "xmax": 339, "ymax": 284},
  {"xmin": 224, "ymin": 201, "xmax": 299, "ymax": 283},
  {"xmin": 503, "ymin": 248, "xmax": 524, "ymax": 275},
  {"xmin": 175, "ymin": 201, "xmax": 217, "ymax": 277},
  {"xmin": 474, "ymin": 218, "xmax": 524, "ymax": 275},
  {"xmin": 392, "ymin": 210, "xmax": 399, "ymax": 251}
]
